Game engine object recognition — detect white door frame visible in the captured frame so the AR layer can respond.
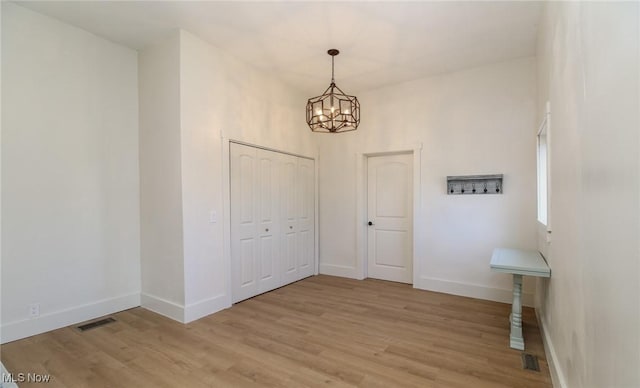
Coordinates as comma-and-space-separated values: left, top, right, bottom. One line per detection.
356, 143, 422, 284
222, 137, 319, 304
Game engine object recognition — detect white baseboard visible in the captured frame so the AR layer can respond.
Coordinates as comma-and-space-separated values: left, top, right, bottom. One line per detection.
140, 292, 185, 323
0, 293, 140, 344
0, 291, 231, 344
536, 309, 567, 388
415, 276, 534, 307
184, 294, 230, 323
319, 263, 362, 279
141, 292, 231, 323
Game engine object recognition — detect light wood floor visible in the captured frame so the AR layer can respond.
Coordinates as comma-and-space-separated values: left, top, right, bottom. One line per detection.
1, 275, 551, 387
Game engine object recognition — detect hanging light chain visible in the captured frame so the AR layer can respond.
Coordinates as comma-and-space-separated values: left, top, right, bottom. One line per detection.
331, 55, 335, 84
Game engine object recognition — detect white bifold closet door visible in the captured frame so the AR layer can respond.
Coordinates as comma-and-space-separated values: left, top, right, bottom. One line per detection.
230, 143, 314, 303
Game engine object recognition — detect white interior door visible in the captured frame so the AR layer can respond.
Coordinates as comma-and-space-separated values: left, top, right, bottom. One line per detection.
280, 153, 299, 285
255, 149, 280, 293
231, 145, 282, 302
367, 153, 413, 284
297, 157, 315, 279
230, 143, 259, 302
231, 143, 315, 302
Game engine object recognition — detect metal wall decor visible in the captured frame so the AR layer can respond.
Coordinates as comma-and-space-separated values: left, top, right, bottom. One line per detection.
447, 174, 503, 195
306, 49, 360, 133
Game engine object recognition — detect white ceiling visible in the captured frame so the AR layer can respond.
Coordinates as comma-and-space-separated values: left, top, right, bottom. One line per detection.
14, 1, 542, 95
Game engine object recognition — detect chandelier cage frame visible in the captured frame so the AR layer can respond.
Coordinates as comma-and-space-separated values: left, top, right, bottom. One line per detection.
306, 49, 360, 133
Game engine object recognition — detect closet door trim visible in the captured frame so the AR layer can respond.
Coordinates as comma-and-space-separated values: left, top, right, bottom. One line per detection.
228, 139, 314, 161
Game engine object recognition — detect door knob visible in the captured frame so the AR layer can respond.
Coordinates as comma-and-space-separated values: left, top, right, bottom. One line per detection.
368, 221, 373, 226
290, 226, 293, 229
265, 228, 269, 232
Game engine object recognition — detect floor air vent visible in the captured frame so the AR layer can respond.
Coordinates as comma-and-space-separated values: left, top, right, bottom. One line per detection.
77, 317, 116, 332
521, 353, 540, 371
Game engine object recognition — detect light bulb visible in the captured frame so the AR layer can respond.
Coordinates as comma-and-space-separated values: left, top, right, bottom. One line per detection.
316, 109, 322, 116
344, 109, 350, 114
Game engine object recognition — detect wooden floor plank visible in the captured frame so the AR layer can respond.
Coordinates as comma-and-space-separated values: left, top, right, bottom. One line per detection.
1, 275, 551, 387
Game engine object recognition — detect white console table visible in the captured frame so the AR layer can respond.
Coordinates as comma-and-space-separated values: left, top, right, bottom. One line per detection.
490, 248, 551, 350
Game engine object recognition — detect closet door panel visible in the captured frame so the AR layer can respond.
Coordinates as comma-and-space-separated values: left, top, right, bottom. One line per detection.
284, 231, 297, 272
298, 229, 313, 274
282, 157, 298, 222
240, 239, 256, 286
281, 154, 299, 284
256, 149, 280, 293
230, 144, 258, 303
297, 158, 315, 279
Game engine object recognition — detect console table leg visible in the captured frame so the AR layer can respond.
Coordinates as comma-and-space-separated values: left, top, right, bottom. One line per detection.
510, 274, 524, 350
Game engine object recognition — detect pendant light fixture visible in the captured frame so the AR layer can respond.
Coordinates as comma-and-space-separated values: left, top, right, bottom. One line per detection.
306, 49, 360, 133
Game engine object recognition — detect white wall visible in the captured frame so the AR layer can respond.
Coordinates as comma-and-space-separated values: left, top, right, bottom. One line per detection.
180, 30, 315, 156
139, 30, 315, 322
535, 2, 640, 387
138, 31, 186, 320
1, 3, 140, 343
179, 29, 316, 319
318, 57, 538, 305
